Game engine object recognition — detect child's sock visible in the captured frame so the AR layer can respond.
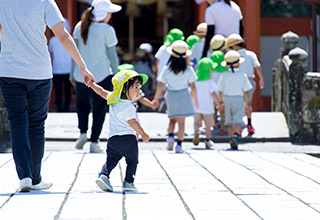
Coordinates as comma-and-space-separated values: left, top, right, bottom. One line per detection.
247, 118, 252, 126
168, 133, 174, 138
177, 139, 182, 146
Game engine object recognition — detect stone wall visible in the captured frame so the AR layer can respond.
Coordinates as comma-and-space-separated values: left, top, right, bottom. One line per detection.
272, 31, 320, 144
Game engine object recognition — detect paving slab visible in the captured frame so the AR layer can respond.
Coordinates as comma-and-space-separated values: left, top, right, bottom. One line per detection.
1, 144, 320, 220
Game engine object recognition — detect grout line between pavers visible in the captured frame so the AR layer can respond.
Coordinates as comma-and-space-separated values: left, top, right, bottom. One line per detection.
186, 151, 263, 220
218, 151, 320, 215
152, 151, 195, 220
119, 163, 127, 220
251, 151, 320, 187
54, 152, 86, 220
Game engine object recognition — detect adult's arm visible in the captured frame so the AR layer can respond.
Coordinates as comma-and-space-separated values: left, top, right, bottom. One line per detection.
201, 24, 215, 58
107, 45, 119, 75
239, 19, 244, 37
51, 22, 95, 85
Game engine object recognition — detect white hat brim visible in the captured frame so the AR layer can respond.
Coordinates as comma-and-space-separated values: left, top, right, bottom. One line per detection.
166, 46, 192, 58
221, 57, 245, 67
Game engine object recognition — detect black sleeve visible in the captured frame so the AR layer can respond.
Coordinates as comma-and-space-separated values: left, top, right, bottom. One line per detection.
239, 19, 244, 37
202, 24, 215, 58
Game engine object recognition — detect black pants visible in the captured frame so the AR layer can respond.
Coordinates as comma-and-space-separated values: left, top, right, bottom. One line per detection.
101, 135, 139, 183
53, 74, 72, 112
76, 76, 112, 142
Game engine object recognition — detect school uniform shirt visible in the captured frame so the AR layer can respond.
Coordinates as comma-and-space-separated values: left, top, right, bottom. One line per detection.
72, 22, 118, 83
237, 48, 261, 79
155, 45, 171, 79
107, 94, 136, 138
0, 0, 64, 80
190, 39, 211, 71
195, 79, 217, 114
217, 69, 252, 96
205, 1, 242, 36
49, 36, 72, 74
157, 65, 197, 91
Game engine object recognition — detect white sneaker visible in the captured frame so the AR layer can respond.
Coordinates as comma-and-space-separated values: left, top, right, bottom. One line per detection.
75, 133, 87, 150
205, 139, 214, 149
31, 181, 52, 190
122, 180, 137, 192
90, 142, 103, 153
96, 174, 113, 192
19, 177, 32, 192
31, 181, 53, 190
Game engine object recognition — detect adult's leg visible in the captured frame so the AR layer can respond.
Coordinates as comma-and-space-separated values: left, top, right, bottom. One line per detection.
76, 82, 91, 134
90, 78, 108, 142
0, 78, 32, 180
53, 75, 63, 112
27, 79, 52, 185
63, 74, 72, 112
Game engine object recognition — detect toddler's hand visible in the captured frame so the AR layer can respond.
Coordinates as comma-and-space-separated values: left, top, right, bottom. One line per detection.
141, 133, 150, 142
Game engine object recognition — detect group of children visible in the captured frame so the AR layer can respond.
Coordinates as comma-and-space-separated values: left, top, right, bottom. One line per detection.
86, 22, 263, 192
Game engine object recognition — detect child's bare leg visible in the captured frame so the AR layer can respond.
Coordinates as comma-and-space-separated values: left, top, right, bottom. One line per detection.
176, 117, 185, 141
228, 125, 235, 137
167, 118, 176, 134
234, 124, 242, 135
205, 127, 211, 139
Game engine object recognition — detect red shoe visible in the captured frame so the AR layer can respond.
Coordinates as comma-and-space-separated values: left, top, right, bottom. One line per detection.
219, 129, 227, 135
246, 125, 255, 135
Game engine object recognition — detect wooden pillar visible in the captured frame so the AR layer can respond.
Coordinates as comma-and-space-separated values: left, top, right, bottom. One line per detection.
67, 0, 78, 32
240, 0, 262, 111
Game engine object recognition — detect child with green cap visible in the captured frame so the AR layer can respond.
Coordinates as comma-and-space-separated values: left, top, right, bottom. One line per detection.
186, 35, 200, 49
190, 23, 209, 71
88, 70, 150, 192
193, 58, 220, 149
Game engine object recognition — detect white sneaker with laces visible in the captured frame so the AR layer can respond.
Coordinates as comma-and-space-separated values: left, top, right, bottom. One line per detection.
90, 142, 103, 153
122, 180, 137, 191
205, 140, 214, 149
31, 181, 53, 190
19, 177, 32, 192
96, 174, 113, 192
75, 133, 87, 150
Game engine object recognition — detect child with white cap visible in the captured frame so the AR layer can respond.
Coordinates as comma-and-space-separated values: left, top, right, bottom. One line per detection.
190, 23, 208, 70
71, 0, 121, 153
193, 58, 220, 149
88, 70, 150, 192
224, 34, 264, 135
153, 40, 198, 153
217, 50, 252, 150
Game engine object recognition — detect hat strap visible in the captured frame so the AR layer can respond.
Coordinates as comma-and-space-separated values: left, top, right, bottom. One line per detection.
215, 41, 225, 51
227, 60, 240, 73
172, 49, 186, 57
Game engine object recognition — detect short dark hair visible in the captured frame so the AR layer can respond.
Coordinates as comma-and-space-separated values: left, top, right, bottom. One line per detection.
121, 76, 143, 99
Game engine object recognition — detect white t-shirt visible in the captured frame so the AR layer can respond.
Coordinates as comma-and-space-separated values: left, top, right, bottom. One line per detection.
237, 49, 261, 79
72, 22, 118, 83
157, 65, 197, 91
190, 39, 211, 71
49, 36, 72, 74
205, 1, 243, 36
155, 45, 171, 78
217, 69, 252, 96
107, 95, 136, 138
195, 80, 217, 114
0, 0, 64, 80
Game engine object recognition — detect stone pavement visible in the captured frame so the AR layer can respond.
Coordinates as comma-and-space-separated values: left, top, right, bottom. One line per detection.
1, 142, 320, 220
45, 112, 290, 142
1, 112, 320, 219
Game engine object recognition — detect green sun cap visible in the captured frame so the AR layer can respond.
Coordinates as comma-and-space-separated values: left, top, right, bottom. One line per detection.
168, 28, 185, 42
163, 34, 174, 46
196, 58, 216, 81
117, 64, 135, 72
210, 51, 228, 73
186, 35, 200, 49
